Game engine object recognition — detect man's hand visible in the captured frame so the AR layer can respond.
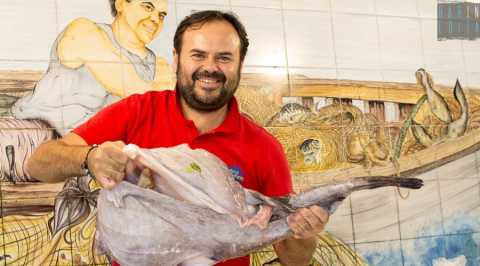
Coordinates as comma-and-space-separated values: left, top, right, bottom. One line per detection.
87, 141, 128, 189
287, 206, 329, 239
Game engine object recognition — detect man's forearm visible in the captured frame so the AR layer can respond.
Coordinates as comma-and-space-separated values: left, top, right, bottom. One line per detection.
27, 140, 90, 183
274, 236, 317, 266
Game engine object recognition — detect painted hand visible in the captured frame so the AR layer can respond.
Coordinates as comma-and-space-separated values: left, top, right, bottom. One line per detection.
87, 141, 128, 189
286, 206, 329, 239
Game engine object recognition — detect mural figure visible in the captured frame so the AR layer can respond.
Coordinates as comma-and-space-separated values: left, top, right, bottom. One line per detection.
10, 0, 174, 135
0, 0, 174, 183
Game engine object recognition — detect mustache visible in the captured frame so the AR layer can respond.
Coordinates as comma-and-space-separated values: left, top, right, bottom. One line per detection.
192, 70, 226, 83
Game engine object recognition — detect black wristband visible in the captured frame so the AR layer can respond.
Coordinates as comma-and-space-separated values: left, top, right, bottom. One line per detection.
82, 144, 98, 179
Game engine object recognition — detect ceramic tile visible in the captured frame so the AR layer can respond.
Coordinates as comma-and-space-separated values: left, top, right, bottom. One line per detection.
416, 0, 438, 19
381, 70, 418, 83
288, 68, 337, 80
467, 72, 480, 89
415, 168, 439, 182
176, 3, 231, 23
376, 0, 419, 18
462, 42, 480, 74
439, 178, 480, 233
378, 16, 423, 71
399, 180, 444, 239
1, 194, 61, 265
325, 197, 354, 244
421, 18, 466, 72
402, 236, 448, 266
282, 0, 330, 11
336, 69, 383, 82
230, 0, 281, 9
0, 60, 48, 71
149, 2, 178, 64
333, 13, 381, 70
427, 71, 468, 88
176, 0, 229, 5
355, 240, 403, 266
351, 187, 400, 243
241, 66, 288, 78
231, 7, 286, 67
445, 233, 480, 265
331, 0, 376, 15
284, 11, 336, 68
0, 0, 57, 62
57, 0, 111, 30
437, 152, 479, 180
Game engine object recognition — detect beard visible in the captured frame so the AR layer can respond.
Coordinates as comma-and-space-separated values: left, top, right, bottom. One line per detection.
176, 61, 241, 112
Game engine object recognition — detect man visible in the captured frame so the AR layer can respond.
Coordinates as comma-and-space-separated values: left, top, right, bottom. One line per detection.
27, 10, 329, 266
11, 0, 174, 135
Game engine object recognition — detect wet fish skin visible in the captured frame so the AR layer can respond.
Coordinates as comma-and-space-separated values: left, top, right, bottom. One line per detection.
96, 145, 423, 266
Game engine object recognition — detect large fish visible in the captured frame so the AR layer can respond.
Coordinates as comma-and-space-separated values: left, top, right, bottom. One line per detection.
95, 144, 423, 266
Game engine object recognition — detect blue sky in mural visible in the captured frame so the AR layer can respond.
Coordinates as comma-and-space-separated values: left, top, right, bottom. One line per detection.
358, 215, 480, 266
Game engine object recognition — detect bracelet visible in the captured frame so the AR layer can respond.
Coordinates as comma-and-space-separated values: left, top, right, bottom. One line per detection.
82, 144, 98, 179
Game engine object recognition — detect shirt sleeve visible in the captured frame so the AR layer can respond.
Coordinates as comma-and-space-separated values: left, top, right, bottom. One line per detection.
72, 96, 135, 145
258, 134, 293, 197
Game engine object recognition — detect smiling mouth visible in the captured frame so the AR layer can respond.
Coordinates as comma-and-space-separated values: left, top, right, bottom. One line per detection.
197, 78, 223, 90
142, 23, 157, 34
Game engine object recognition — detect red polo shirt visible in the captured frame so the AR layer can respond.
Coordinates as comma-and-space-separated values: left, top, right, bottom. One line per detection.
74, 90, 292, 266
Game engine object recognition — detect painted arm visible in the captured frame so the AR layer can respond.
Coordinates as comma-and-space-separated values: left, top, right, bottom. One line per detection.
57, 18, 168, 97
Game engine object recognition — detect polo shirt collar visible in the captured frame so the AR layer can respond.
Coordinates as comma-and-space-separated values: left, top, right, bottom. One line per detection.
171, 89, 241, 134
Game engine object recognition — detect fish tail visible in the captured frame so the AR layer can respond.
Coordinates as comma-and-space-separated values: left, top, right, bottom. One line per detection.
353, 176, 423, 191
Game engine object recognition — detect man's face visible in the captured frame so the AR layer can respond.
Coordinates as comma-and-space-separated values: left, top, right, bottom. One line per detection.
174, 20, 243, 112
117, 0, 168, 44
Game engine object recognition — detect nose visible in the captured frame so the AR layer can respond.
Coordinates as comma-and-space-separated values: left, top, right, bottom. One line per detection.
150, 12, 160, 23
203, 56, 220, 72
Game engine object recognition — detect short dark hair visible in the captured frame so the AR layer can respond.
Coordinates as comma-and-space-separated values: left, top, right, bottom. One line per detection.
108, 0, 131, 17
174, 10, 249, 61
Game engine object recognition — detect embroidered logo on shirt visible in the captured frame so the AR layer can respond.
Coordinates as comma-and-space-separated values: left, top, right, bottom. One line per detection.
228, 165, 244, 183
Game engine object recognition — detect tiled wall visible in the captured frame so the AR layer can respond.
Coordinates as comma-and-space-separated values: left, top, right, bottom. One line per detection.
1, 0, 479, 89
1, 0, 480, 266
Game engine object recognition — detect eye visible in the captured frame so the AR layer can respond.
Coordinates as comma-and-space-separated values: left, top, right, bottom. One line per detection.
217, 56, 232, 63
191, 53, 206, 60
142, 3, 154, 12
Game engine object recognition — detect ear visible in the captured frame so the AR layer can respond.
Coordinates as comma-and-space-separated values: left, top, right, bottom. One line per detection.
172, 48, 179, 73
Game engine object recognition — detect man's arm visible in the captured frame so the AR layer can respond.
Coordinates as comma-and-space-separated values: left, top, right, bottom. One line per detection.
27, 132, 128, 188
274, 206, 329, 266
259, 136, 329, 265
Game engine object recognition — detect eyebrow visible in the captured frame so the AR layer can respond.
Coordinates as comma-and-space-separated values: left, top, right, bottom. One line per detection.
189, 50, 234, 57
190, 49, 207, 54
217, 52, 233, 57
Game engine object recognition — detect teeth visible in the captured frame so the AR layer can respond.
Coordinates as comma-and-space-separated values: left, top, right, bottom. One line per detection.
199, 78, 218, 84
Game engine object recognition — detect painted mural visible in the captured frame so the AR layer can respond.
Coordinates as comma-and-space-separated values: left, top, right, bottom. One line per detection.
1, 0, 479, 265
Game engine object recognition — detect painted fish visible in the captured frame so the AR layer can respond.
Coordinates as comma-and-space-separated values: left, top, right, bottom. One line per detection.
95, 144, 423, 266
266, 103, 312, 126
